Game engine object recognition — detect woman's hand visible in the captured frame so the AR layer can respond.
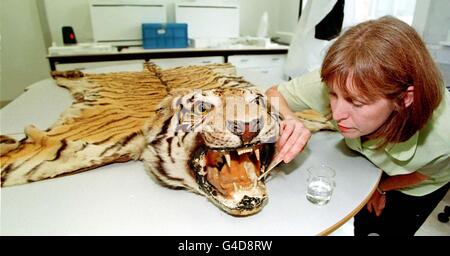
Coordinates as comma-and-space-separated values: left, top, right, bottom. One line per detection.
365, 171, 427, 217
264, 86, 312, 163
366, 190, 386, 217
275, 115, 311, 163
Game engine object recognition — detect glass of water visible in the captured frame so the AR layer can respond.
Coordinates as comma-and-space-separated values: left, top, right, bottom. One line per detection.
306, 165, 336, 205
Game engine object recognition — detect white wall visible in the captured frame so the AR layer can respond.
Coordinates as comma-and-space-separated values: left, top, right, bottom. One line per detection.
274, 0, 301, 43
238, 0, 279, 37
421, 0, 450, 44
427, 0, 450, 88
44, 0, 93, 45
44, 0, 284, 45
1, 0, 50, 103
411, 0, 431, 37
276, 0, 300, 33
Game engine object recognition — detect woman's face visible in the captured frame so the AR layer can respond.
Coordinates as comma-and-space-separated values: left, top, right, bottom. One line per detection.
328, 84, 395, 139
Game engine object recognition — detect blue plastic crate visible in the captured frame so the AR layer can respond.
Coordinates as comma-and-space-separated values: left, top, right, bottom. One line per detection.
142, 23, 188, 49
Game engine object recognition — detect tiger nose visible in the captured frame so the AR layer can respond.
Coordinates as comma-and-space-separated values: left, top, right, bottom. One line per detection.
226, 118, 264, 144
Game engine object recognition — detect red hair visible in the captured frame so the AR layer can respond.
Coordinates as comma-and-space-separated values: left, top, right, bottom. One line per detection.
321, 16, 443, 147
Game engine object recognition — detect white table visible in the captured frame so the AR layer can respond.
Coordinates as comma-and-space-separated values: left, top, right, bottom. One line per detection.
0, 64, 382, 236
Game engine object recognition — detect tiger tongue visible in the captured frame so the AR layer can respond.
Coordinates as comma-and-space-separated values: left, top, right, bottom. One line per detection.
205, 154, 256, 198
219, 154, 253, 183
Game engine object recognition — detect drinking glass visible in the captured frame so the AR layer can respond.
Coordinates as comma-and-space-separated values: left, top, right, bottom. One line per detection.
306, 165, 336, 205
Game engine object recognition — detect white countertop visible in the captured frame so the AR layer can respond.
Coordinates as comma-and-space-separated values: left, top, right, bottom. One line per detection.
47, 43, 289, 57
0, 64, 381, 236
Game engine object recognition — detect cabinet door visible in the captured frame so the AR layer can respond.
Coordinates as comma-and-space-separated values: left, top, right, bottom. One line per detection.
228, 54, 286, 69
55, 57, 225, 72
229, 54, 287, 85
151, 56, 225, 68
237, 68, 287, 92
55, 60, 146, 72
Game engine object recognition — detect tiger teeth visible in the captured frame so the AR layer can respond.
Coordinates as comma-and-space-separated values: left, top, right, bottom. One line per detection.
201, 167, 210, 176
236, 147, 253, 155
224, 153, 232, 167
254, 148, 260, 162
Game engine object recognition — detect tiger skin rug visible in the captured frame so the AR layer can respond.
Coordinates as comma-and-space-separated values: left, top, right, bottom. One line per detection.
0, 62, 334, 216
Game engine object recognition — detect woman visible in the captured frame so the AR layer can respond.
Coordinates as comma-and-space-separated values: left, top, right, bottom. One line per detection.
266, 16, 450, 236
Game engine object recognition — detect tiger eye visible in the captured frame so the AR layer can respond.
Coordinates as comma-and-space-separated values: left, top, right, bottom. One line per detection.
251, 96, 265, 107
195, 101, 212, 114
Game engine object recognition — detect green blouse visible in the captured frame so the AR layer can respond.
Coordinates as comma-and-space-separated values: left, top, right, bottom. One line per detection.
278, 70, 450, 196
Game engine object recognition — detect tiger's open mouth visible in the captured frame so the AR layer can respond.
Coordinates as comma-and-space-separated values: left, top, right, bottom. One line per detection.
190, 143, 275, 215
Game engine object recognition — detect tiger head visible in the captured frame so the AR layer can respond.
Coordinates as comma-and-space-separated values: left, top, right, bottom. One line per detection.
142, 87, 280, 216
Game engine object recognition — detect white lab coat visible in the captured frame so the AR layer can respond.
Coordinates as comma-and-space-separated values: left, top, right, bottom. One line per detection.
283, 0, 338, 78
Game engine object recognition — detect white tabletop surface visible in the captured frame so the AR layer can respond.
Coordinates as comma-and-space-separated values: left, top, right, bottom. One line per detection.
48, 43, 289, 57
0, 64, 381, 236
